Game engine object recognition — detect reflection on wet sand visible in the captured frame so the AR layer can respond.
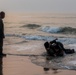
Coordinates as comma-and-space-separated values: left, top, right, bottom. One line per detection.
0, 55, 76, 75
43, 56, 58, 74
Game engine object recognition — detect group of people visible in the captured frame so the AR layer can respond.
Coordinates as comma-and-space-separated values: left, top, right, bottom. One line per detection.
0, 11, 5, 56
44, 38, 75, 57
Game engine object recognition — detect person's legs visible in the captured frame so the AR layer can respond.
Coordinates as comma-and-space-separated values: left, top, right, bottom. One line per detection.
0, 38, 3, 55
64, 49, 75, 54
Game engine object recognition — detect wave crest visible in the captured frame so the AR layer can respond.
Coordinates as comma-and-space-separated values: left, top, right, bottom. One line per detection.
40, 26, 76, 34
6, 34, 76, 44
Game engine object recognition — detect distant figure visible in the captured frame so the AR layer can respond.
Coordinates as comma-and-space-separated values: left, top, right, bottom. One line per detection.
0, 11, 5, 55
44, 38, 75, 57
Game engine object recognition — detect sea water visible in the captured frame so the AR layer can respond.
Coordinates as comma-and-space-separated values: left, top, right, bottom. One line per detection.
4, 12, 76, 69
5, 13, 76, 50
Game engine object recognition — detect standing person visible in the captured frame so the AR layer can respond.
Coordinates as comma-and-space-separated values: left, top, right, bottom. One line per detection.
0, 11, 5, 56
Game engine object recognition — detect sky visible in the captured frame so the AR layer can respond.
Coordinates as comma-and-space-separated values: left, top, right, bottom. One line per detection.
0, 0, 76, 13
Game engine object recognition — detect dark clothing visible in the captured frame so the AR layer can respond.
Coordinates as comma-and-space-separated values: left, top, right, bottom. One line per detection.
50, 41, 64, 56
64, 49, 75, 54
0, 19, 5, 38
44, 39, 75, 57
48, 45, 56, 56
0, 18, 5, 54
44, 42, 56, 56
0, 38, 3, 54
50, 40, 75, 55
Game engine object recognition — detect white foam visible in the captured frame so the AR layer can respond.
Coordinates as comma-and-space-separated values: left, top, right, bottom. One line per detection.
23, 35, 55, 41
69, 61, 76, 65
68, 44, 76, 51
8, 42, 43, 52
6, 34, 76, 44
24, 35, 43, 40
40, 26, 61, 33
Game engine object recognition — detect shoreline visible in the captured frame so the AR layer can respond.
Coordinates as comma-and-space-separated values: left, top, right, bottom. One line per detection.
1, 55, 76, 75
3, 12, 76, 75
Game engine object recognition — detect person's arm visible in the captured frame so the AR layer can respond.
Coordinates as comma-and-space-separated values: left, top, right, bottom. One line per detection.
50, 38, 58, 44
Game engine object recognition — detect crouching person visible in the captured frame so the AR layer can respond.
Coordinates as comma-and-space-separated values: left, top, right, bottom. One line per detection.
44, 39, 75, 57
50, 39, 75, 55
44, 41, 64, 57
44, 41, 56, 57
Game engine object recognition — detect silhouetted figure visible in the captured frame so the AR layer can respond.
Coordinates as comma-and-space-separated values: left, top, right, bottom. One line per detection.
44, 41, 56, 57
50, 39, 64, 56
0, 11, 5, 56
44, 38, 75, 57
50, 39, 75, 55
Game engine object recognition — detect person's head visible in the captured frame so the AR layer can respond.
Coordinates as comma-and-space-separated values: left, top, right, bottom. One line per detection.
0, 11, 5, 19
44, 41, 49, 49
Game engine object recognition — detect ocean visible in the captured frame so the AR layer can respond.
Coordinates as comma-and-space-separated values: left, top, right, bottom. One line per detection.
4, 12, 76, 69
5, 13, 76, 44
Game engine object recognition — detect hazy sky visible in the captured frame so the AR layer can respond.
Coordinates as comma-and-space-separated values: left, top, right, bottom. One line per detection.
0, 0, 76, 13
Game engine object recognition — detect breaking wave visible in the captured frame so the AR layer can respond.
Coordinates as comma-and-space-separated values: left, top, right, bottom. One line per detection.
40, 26, 76, 34
6, 34, 76, 44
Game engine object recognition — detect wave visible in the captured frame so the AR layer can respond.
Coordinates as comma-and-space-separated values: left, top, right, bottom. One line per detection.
40, 26, 76, 34
6, 34, 76, 44
21, 24, 41, 29
6, 34, 55, 41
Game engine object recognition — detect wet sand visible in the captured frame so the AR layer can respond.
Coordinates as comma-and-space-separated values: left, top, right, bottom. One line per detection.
0, 55, 75, 75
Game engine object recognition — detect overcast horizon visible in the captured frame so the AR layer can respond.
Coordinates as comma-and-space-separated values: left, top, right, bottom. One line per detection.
0, 0, 76, 13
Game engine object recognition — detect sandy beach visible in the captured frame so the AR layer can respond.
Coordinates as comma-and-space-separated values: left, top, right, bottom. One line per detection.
0, 55, 75, 75
2, 13, 76, 75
